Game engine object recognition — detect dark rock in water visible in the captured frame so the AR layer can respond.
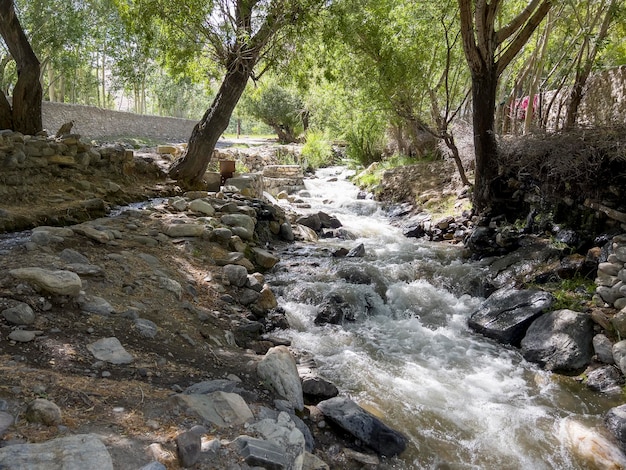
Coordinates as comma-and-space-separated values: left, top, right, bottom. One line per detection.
317, 396, 407, 457
318, 211, 342, 229
468, 288, 554, 346
605, 404, 626, 451
296, 213, 322, 232
346, 243, 365, 258
302, 376, 339, 400
521, 309, 594, 372
314, 294, 354, 325
554, 227, 579, 247
332, 247, 349, 257
586, 365, 624, 393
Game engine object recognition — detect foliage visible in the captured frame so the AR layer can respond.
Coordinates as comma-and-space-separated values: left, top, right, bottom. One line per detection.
541, 276, 596, 311
344, 117, 387, 167
243, 82, 305, 143
301, 131, 333, 170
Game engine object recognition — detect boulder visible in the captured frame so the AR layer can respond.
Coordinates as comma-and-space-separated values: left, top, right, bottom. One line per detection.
223, 264, 249, 287
0, 434, 113, 470
25, 398, 62, 426
296, 214, 322, 232
163, 223, 205, 237
586, 365, 624, 393
252, 247, 279, 270
613, 340, 626, 375
221, 214, 256, 238
316, 396, 407, 457
468, 288, 554, 346
10, 267, 82, 296
520, 309, 594, 372
2, 301, 35, 325
188, 199, 215, 216
257, 346, 304, 411
87, 337, 134, 364
607, 405, 626, 451
593, 334, 615, 364
171, 391, 253, 427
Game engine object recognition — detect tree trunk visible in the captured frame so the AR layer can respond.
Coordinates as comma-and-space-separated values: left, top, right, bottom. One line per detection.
471, 67, 499, 212
169, 61, 253, 187
0, 91, 12, 129
0, 0, 42, 135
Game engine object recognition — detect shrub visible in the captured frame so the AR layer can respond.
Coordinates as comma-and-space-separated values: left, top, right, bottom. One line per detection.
301, 131, 333, 170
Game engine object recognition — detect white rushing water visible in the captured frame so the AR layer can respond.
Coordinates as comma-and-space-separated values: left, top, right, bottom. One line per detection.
268, 167, 624, 469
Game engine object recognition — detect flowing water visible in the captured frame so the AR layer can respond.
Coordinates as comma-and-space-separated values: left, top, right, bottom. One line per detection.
268, 167, 624, 469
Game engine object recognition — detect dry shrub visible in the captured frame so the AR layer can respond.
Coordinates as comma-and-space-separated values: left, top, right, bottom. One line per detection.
498, 125, 626, 203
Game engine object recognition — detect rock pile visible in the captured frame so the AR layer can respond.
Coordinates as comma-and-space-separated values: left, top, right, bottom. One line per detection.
595, 234, 626, 310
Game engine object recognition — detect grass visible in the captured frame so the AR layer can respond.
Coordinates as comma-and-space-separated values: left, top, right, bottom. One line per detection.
539, 276, 596, 311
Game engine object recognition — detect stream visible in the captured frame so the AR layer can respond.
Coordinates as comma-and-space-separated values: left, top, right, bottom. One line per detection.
268, 167, 623, 469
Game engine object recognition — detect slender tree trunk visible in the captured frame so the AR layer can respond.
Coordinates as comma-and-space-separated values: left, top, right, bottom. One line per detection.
0, 0, 42, 134
169, 61, 253, 187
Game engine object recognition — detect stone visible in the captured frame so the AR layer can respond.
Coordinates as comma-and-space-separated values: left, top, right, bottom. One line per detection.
59, 248, 90, 264
252, 247, 279, 269
223, 264, 249, 287
560, 419, 626, 470
586, 365, 624, 393
280, 222, 295, 242
72, 224, 113, 243
317, 396, 407, 457
138, 463, 166, 470
614, 340, 626, 376
169, 197, 188, 211
521, 309, 594, 372
249, 411, 306, 469
235, 437, 288, 470
10, 268, 82, 296
160, 277, 182, 300
303, 452, 329, 470
188, 199, 216, 216
176, 430, 201, 467
468, 288, 554, 346
257, 346, 304, 411
25, 398, 62, 426
87, 337, 134, 364
0, 434, 113, 470
221, 213, 256, 236
301, 376, 339, 400
2, 302, 35, 325
171, 391, 253, 427
599, 262, 622, 277
297, 213, 322, 232
163, 223, 205, 237
346, 243, 366, 258
0, 412, 13, 436
78, 295, 114, 315
9, 330, 37, 342
318, 211, 342, 229
593, 334, 615, 364
184, 379, 238, 395
255, 286, 278, 311
212, 227, 233, 243
135, 318, 158, 338
606, 405, 626, 451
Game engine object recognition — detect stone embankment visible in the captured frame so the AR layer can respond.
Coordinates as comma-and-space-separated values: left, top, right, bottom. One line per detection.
0, 134, 406, 468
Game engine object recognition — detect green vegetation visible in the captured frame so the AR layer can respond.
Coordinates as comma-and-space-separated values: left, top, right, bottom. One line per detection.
540, 277, 596, 312
301, 131, 334, 170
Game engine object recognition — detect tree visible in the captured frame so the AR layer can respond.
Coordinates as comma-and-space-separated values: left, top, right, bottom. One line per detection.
244, 82, 304, 143
0, 0, 42, 134
458, 0, 551, 212
120, 0, 321, 188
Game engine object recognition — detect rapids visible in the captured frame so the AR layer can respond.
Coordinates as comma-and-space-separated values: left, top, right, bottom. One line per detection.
268, 167, 625, 469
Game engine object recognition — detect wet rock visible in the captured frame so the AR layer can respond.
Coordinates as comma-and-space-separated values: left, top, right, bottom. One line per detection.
606, 405, 626, 451
318, 211, 342, 229
560, 419, 626, 469
2, 302, 35, 325
10, 267, 82, 296
87, 337, 134, 364
301, 376, 339, 400
586, 365, 624, 393
297, 213, 322, 232
346, 243, 365, 258
255, 286, 278, 312
316, 396, 407, 457
25, 398, 62, 426
468, 288, 554, 346
257, 346, 304, 411
613, 341, 626, 376
0, 434, 113, 470
171, 391, 253, 427
280, 222, 295, 241
521, 309, 594, 372
176, 430, 201, 467
314, 294, 353, 325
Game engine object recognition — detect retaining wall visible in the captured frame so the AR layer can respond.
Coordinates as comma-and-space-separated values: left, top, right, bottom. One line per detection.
42, 101, 197, 141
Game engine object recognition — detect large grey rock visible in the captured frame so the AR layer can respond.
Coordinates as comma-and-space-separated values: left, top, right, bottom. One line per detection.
248, 411, 306, 469
613, 340, 626, 375
593, 334, 615, 364
2, 301, 35, 325
0, 434, 113, 470
252, 247, 279, 269
296, 214, 322, 232
223, 264, 249, 287
188, 199, 215, 216
171, 391, 253, 427
221, 214, 256, 237
87, 337, 134, 364
606, 405, 626, 451
317, 396, 407, 457
59, 248, 90, 264
9, 330, 37, 342
521, 309, 594, 372
468, 288, 554, 346
257, 346, 304, 411
78, 295, 114, 315
586, 365, 624, 393
135, 318, 158, 338
10, 267, 82, 296
163, 223, 205, 237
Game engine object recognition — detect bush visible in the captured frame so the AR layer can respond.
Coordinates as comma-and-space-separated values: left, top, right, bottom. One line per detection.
301, 131, 333, 170
345, 122, 386, 166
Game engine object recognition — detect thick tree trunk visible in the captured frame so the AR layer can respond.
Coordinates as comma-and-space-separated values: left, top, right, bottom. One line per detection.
471, 67, 499, 213
169, 61, 253, 187
0, 91, 12, 129
0, 0, 42, 135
